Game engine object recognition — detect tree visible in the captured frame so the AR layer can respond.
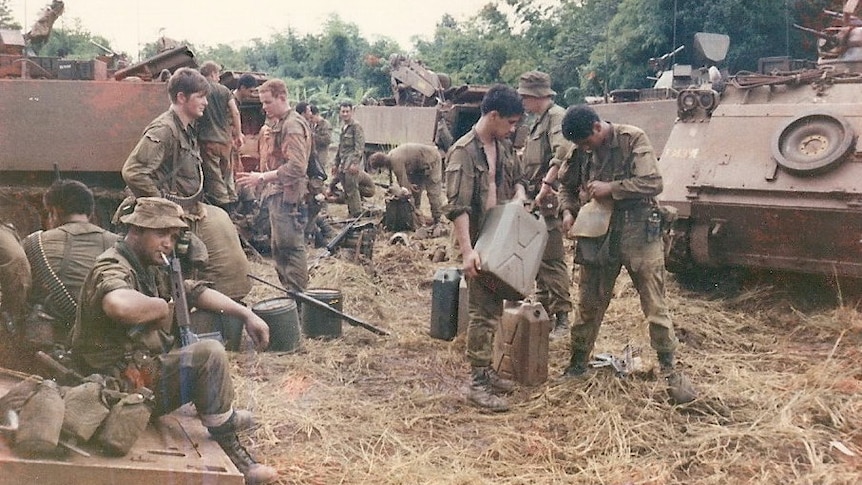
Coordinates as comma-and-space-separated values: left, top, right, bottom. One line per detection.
0, 0, 21, 30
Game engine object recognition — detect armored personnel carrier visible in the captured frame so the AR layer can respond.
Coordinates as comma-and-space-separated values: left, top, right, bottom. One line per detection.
660, 1, 862, 279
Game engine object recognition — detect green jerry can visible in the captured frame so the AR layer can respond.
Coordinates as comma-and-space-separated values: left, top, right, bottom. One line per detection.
473, 202, 548, 301
493, 300, 552, 386
430, 268, 461, 340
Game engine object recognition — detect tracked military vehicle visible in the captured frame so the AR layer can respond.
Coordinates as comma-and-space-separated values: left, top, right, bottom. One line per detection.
660, 2, 862, 279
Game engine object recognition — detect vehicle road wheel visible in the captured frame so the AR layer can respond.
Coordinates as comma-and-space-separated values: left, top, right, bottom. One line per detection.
771, 111, 855, 175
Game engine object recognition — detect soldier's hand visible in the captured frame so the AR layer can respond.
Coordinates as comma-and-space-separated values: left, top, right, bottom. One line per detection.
561, 210, 575, 236
243, 312, 271, 351
236, 172, 264, 189
462, 249, 482, 279
154, 300, 175, 332
587, 180, 612, 200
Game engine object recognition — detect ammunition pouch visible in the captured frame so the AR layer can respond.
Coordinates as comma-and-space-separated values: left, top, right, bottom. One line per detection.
574, 234, 611, 266
62, 376, 111, 442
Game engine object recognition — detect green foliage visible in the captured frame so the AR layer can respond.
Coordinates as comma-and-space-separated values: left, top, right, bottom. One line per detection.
0, 0, 20, 30
39, 20, 117, 59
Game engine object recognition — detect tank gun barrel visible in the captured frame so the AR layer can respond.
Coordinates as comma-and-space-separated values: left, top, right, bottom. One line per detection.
89, 39, 117, 56
792, 23, 838, 40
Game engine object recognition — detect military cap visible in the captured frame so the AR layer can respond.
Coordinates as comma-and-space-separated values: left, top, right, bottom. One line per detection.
120, 197, 188, 229
517, 70, 556, 98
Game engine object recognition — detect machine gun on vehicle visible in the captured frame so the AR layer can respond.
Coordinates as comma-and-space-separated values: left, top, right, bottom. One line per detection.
247, 274, 390, 336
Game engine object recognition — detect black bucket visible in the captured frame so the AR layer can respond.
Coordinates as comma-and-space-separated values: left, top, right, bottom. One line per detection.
301, 288, 343, 339
252, 297, 301, 352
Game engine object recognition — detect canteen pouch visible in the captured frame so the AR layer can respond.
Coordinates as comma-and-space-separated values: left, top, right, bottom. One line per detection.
95, 391, 152, 456
15, 379, 65, 457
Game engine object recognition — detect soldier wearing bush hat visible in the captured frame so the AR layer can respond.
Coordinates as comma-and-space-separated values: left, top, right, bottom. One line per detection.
72, 196, 278, 484
517, 70, 574, 340
120, 197, 189, 229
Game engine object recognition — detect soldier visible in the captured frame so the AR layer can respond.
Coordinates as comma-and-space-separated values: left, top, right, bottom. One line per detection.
122, 67, 252, 302
236, 79, 312, 292
69, 197, 277, 484
332, 101, 367, 217
296, 102, 335, 246
516, 70, 573, 339
557, 105, 696, 404
368, 142, 445, 226
0, 221, 31, 370
444, 85, 527, 412
198, 61, 243, 211
22, 180, 119, 351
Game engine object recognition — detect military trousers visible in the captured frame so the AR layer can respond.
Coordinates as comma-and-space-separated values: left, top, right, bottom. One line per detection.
571, 208, 677, 356
267, 194, 308, 293
153, 339, 235, 423
189, 204, 251, 300
465, 277, 504, 368
201, 140, 237, 206
536, 215, 572, 317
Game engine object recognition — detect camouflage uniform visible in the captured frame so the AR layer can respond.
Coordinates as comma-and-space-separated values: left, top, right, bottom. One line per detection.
23, 221, 119, 346
557, 123, 677, 360
259, 110, 312, 292
122, 109, 251, 300
521, 103, 573, 321
444, 129, 524, 368
198, 80, 238, 206
334, 119, 366, 217
71, 240, 234, 420
386, 143, 444, 223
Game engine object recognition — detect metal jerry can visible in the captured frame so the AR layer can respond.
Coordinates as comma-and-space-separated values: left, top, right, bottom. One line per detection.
493, 301, 551, 386
430, 268, 461, 340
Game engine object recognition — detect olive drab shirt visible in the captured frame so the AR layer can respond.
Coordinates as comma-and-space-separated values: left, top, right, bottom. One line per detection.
387, 143, 442, 191
557, 123, 663, 216
122, 110, 205, 209
335, 119, 365, 171
24, 222, 120, 325
313, 118, 333, 161
521, 103, 571, 197
444, 129, 524, 243
259, 110, 312, 204
198, 81, 234, 144
71, 242, 209, 372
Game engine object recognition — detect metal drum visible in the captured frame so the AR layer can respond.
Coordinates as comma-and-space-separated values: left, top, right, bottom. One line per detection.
300, 289, 343, 340
252, 297, 301, 352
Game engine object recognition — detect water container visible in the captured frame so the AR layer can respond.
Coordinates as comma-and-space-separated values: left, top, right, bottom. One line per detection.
301, 288, 343, 339
492, 301, 551, 386
474, 202, 548, 301
252, 297, 301, 352
430, 268, 461, 340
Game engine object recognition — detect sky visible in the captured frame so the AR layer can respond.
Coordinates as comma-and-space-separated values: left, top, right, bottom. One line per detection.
7, 0, 505, 60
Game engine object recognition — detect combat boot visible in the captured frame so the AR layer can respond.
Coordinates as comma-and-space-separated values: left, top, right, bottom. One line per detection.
658, 351, 697, 404
549, 312, 570, 340
466, 367, 510, 412
561, 350, 594, 380
210, 431, 278, 484
484, 366, 515, 393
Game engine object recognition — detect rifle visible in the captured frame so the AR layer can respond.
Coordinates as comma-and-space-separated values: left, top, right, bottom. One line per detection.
247, 274, 391, 336
161, 252, 200, 347
307, 209, 370, 270
36, 350, 84, 385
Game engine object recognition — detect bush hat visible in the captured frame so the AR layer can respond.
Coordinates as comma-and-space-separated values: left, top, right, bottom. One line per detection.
120, 197, 188, 229
517, 70, 556, 98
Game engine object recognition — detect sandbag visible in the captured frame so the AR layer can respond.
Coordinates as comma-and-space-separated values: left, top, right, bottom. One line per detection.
62, 377, 110, 442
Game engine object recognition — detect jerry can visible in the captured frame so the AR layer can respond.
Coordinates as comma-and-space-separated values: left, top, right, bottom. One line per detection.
474, 202, 548, 301
430, 268, 461, 340
493, 301, 551, 386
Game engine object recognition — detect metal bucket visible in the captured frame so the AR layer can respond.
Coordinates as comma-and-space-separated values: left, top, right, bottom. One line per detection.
252, 297, 301, 352
300, 288, 343, 339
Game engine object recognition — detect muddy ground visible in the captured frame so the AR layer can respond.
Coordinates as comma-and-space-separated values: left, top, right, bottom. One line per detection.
231, 195, 862, 485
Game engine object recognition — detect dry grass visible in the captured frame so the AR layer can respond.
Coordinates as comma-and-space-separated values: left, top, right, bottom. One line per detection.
229, 195, 862, 484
